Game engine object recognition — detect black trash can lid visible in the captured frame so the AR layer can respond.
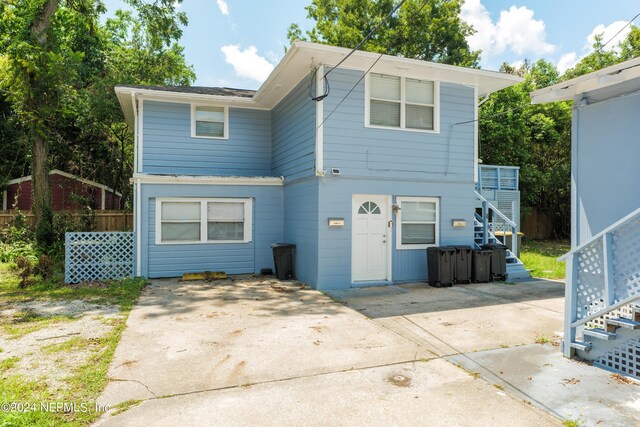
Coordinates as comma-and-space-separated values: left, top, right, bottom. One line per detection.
449, 245, 473, 250
427, 246, 456, 253
271, 243, 296, 249
474, 249, 493, 254
481, 243, 507, 249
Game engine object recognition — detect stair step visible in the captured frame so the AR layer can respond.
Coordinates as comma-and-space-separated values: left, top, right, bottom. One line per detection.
607, 318, 640, 330
570, 341, 592, 352
583, 328, 616, 341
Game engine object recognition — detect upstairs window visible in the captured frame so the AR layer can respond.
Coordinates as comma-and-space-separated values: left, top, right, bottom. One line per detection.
192, 105, 228, 139
367, 73, 438, 132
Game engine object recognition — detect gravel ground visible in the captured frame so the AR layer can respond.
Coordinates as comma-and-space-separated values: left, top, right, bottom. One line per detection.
0, 300, 124, 392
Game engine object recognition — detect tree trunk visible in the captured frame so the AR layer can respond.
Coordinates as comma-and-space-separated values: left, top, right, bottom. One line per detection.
31, 135, 50, 225
28, 0, 58, 243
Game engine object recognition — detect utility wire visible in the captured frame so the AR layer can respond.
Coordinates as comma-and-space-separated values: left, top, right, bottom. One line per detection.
316, 0, 430, 120
322, 0, 408, 80
316, 53, 384, 130
600, 11, 640, 51
312, 0, 410, 101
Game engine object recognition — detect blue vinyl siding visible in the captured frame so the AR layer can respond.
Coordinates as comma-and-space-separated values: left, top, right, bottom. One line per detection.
271, 78, 316, 179
283, 178, 319, 285
139, 183, 283, 278
142, 100, 271, 176
573, 90, 640, 245
322, 68, 475, 181
315, 177, 475, 290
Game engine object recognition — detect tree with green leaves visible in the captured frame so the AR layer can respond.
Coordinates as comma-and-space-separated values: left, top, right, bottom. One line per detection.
479, 60, 572, 238
0, 0, 193, 245
288, 0, 480, 67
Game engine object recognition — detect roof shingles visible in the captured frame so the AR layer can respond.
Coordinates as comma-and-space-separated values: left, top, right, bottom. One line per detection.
115, 84, 256, 98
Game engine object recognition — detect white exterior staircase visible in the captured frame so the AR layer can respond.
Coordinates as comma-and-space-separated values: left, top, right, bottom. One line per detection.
561, 207, 640, 380
474, 191, 530, 281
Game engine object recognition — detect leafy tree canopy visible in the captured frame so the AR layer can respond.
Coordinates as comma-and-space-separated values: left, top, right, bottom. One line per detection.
0, 0, 195, 225
288, 0, 480, 67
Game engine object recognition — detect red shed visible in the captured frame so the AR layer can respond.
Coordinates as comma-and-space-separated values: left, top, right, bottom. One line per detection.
2, 170, 122, 211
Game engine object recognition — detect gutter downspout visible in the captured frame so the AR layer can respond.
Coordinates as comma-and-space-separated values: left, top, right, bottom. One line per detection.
131, 93, 142, 277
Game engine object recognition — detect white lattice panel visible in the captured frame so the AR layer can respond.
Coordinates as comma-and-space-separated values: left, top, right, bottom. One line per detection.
575, 240, 606, 320
612, 217, 640, 303
65, 232, 134, 284
587, 304, 634, 329
594, 336, 640, 379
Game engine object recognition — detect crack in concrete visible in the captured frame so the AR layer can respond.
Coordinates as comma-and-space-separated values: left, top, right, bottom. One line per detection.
108, 377, 158, 398
107, 357, 429, 408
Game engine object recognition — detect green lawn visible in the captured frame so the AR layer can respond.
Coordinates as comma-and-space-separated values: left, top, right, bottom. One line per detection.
520, 239, 570, 280
0, 262, 146, 426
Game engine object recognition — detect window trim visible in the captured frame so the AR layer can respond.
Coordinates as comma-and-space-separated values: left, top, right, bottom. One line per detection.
365, 73, 440, 134
395, 196, 440, 250
155, 197, 252, 245
190, 104, 229, 140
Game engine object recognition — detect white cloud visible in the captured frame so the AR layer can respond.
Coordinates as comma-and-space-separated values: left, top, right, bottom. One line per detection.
461, 0, 555, 61
555, 20, 632, 74
556, 52, 579, 74
220, 45, 275, 83
216, 0, 229, 16
586, 21, 631, 51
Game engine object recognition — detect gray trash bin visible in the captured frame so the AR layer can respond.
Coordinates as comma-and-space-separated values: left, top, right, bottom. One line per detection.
450, 245, 472, 284
271, 243, 296, 280
481, 243, 507, 281
427, 247, 456, 287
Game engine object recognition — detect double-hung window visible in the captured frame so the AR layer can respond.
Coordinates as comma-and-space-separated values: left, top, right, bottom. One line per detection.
192, 105, 228, 139
157, 198, 252, 244
396, 197, 439, 250
367, 73, 438, 132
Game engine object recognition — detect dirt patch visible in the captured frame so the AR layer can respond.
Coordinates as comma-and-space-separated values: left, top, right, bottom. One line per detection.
388, 373, 412, 387
0, 299, 123, 392
611, 373, 637, 385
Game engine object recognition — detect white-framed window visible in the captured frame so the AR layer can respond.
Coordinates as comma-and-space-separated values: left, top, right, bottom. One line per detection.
366, 73, 439, 132
156, 198, 252, 244
396, 196, 439, 250
191, 105, 229, 139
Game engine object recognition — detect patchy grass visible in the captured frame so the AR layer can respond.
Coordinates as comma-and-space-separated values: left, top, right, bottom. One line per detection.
2, 311, 77, 338
563, 418, 584, 427
40, 336, 89, 354
111, 399, 143, 416
0, 262, 145, 310
0, 356, 21, 373
535, 335, 551, 344
0, 261, 146, 426
520, 240, 570, 279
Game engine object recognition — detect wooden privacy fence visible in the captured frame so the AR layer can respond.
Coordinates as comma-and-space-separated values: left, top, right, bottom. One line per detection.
65, 231, 135, 284
0, 210, 133, 231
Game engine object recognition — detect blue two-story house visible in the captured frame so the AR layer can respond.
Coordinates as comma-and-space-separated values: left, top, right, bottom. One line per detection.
115, 41, 521, 290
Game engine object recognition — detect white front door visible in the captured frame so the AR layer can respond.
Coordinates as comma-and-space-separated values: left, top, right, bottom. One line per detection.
352, 195, 390, 282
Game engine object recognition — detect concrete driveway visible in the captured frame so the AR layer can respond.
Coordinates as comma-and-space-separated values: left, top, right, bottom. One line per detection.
96, 276, 563, 426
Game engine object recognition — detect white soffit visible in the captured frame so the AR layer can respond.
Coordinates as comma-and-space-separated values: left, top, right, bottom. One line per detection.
116, 41, 523, 125
530, 57, 640, 104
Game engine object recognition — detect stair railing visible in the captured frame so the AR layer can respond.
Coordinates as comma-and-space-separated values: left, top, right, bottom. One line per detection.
559, 206, 640, 357
475, 191, 518, 256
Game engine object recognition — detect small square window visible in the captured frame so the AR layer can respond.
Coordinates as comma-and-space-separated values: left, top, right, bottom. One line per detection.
193, 106, 227, 139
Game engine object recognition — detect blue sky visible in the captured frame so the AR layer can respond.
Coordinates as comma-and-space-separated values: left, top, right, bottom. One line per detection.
104, 0, 640, 89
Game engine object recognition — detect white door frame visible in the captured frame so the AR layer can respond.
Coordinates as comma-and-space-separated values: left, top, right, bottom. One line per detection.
351, 194, 393, 283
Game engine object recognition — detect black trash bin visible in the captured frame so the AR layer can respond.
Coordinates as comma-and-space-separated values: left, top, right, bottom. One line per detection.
427, 247, 456, 287
472, 249, 492, 283
482, 243, 507, 281
450, 245, 472, 284
271, 243, 296, 280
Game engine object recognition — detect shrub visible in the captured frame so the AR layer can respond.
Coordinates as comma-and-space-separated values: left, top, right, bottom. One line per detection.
34, 254, 54, 279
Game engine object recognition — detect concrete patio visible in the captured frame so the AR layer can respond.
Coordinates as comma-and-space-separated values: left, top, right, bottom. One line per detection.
94, 276, 640, 426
